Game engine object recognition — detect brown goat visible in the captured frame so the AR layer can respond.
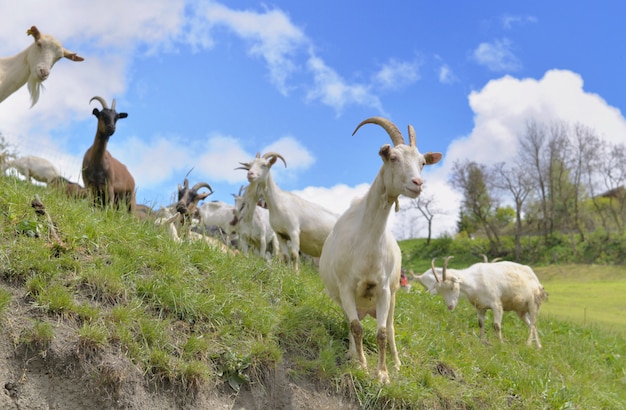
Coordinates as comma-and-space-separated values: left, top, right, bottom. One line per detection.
82, 96, 136, 212
49, 176, 88, 199
175, 178, 213, 225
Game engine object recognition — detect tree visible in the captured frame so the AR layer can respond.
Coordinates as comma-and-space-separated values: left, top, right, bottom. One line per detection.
398, 193, 447, 242
450, 160, 501, 250
0, 133, 17, 167
492, 162, 533, 260
518, 120, 550, 240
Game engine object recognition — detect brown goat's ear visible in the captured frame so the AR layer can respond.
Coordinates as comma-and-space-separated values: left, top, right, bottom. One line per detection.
118, 113, 128, 119
378, 144, 392, 161
92, 108, 100, 117
424, 152, 442, 165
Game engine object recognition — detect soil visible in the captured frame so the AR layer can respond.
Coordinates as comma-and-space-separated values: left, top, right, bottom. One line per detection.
0, 282, 359, 410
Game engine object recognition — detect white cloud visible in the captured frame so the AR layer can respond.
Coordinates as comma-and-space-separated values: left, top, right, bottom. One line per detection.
306, 55, 384, 115
501, 14, 538, 30
438, 64, 457, 84
293, 183, 370, 217
196, 135, 255, 184
472, 38, 521, 72
201, 2, 307, 94
373, 58, 421, 90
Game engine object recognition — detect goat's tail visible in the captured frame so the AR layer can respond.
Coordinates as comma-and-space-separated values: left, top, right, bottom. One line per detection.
535, 285, 549, 306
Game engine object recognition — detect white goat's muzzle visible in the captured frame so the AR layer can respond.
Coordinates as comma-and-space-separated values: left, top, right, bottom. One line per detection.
37, 66, 50, 81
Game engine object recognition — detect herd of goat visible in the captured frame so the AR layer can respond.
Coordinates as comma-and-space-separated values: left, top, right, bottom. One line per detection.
1, 26, 549, 384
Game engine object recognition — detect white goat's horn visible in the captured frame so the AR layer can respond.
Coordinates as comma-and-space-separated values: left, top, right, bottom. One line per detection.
431, 258, 440, 283
408, 124, 416, 148
442, 256, 454, 281
262, 152, 287, 168
352, 116, 405, 147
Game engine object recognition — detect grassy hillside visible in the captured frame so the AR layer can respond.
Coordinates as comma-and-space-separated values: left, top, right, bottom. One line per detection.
1, 176, 625, 409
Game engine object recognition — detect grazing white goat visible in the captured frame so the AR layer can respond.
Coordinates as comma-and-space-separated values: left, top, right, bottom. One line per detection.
429, 256, 548, 348
319, 117, 442, 383
155, 211, 232, 253
197, 201, 238, 243
236, 152, 338, 271
1, 155, 59, 183
231, 186, 278, 260
0, 26, 84, 106
82, 96, 135, 212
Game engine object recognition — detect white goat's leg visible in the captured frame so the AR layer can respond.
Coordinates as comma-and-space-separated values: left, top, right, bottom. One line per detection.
477, 309, 489, 344
374, 287, 392, 384
287, 235, 300, 271
340, 289, 366, 369
527, 311, 542, 348
259, 236, 267, 258
521, 312, 535, 346
386, 292, 401, 372
492, 306, 504, 343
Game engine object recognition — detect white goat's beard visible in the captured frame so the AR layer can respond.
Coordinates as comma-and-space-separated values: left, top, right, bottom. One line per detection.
27, 77, 44, 106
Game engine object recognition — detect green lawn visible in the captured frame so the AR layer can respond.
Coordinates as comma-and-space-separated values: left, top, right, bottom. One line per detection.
535, 265, 626, 337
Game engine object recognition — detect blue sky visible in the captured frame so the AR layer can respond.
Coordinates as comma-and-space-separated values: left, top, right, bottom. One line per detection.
1, 1, 625, 238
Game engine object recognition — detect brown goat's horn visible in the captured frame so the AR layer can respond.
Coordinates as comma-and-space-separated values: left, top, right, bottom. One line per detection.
352, 116, 405, 147
27, 26, 41, 41
191, 182, 213, 194
442, 256, 454, 281
431, 258, 440, 283
178, 178, 189, 192
111, 98, 116, 110
408, 124, 416, 148
262, 152, 287, 168
89, 96, 109, 110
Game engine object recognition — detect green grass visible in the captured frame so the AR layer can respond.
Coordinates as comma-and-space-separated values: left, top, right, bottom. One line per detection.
1, 176, 625, 409
534, 264, 626, 338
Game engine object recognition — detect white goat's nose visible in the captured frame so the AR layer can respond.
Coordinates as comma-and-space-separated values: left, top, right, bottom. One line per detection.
38, 66, 50, 79
412, 177, 423, 187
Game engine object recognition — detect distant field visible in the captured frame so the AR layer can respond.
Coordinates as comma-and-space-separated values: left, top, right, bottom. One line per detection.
534, 264, 626, 338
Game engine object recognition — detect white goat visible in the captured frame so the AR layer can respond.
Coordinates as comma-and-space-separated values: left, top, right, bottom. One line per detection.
1, 155, 59, 183
231, 187, 278, 260
236, 152, 338, 271
155, 211, 231, 253
429, 256, 548, 348
319, 117, 442, 384
0, 26, 84, 106
197, 201, 237, 244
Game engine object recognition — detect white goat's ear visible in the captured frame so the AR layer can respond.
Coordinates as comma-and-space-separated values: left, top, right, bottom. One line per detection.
424, 152, 443, 165
378, 144, 392, 160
